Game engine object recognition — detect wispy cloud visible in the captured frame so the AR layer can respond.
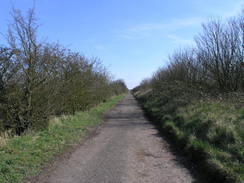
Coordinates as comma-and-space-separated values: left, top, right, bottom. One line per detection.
218, 1, 244, 18
203, 0, 244, 19
94, 44, 106, 51
118, 17, 203, 40
166, 35, 195, 46
118, 31, 151, 40
117, 0, 244, 42
129, 17, 203, 32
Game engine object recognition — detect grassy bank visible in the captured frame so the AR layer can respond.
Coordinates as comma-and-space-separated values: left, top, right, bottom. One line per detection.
133, 91, 243, 183
0, 94, 125, 183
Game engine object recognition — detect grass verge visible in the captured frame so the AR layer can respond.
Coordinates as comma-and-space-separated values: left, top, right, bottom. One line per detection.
0, 94, 125, 183
133, 91, 243, 183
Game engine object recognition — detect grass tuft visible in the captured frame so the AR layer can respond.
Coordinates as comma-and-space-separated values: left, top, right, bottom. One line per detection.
0, 94, 125, 183
134, 90, 244, 183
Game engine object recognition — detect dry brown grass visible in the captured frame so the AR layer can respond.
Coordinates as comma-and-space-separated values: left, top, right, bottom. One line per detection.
0, 131, 10, 147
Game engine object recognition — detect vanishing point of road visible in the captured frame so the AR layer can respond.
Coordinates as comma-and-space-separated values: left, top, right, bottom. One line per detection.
32, 94, 195, 183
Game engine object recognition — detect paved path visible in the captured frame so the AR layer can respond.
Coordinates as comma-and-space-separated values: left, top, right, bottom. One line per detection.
32, 94, 194, 183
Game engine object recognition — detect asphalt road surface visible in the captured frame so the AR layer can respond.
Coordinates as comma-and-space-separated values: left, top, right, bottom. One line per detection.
32, 94, 194, 183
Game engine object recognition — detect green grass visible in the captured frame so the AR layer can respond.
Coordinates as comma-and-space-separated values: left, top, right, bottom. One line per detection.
134, 90, 244, 183
177, 101, 244, 182
0, 94, 125, 183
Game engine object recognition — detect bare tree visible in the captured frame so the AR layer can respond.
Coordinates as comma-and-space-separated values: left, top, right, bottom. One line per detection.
0, 8, 128, 135
195, 16, 243, 91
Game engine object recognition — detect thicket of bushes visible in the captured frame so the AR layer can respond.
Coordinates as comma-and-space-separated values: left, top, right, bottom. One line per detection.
0, 95, 124, 183
0, 8, 128, 136
132, 11, 243, 183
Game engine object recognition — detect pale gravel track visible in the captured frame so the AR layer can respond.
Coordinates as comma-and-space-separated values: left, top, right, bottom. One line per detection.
30, 94, 195, 183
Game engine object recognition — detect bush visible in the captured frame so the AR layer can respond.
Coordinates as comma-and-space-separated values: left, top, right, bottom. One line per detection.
0, 8, 128, 136
132, 9, 244, 183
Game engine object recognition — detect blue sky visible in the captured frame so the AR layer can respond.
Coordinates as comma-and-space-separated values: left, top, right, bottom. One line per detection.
0, 0, 243, 89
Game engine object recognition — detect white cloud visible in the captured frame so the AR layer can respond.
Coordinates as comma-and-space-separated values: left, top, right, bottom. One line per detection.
204, 0, 243, 19
118, 0, 244, 41
129, 17, 203, 32
94, 44, 106, 51
220, 2, 244, 18
166, 35, 195, 46
118, 17, 203, 40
